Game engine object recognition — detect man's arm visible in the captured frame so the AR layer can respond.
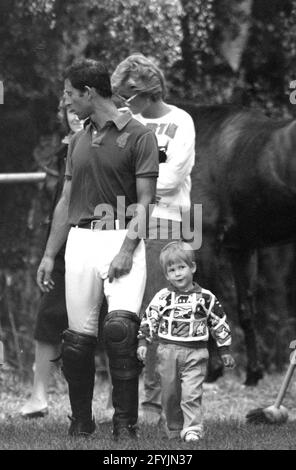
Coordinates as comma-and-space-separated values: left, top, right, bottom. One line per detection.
108, 176, 156, 282
36, 179, 72, 292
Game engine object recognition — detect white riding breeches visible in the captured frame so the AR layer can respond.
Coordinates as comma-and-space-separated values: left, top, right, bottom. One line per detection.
65, 227, 146, 336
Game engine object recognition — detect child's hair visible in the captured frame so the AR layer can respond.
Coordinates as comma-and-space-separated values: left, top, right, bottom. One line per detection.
159, 240, 196, 274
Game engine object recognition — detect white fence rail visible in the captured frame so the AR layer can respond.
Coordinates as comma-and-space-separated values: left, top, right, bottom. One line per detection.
0, 172, 46, 183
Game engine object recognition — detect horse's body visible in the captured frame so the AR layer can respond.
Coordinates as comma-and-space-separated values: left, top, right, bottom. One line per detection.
178, 103, 296, 385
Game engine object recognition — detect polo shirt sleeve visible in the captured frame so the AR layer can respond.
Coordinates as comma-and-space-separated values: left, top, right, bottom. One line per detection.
133, 130, 159, 178
64, 131, 81, 180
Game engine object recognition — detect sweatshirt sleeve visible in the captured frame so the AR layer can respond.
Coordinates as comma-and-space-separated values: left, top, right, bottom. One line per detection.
206, 294, 232, 354
156, 111, 195, 196
138, 291, 163, 346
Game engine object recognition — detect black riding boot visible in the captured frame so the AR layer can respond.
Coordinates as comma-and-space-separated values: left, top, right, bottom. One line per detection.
111, 376, 139, 439
61, 329, 97, 437
103, 310, 143, 440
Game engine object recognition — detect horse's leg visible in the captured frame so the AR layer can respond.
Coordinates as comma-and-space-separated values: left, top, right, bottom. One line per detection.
205, 335, 224, 383
257, 245, 295, 370
230, 248, 264, 386
195, 232, 224, 382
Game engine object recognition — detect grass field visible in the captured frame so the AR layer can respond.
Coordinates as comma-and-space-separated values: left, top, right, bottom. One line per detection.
0, 364, 296, 451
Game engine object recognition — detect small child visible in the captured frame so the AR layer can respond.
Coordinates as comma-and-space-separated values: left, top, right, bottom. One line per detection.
137, 240, 235, 442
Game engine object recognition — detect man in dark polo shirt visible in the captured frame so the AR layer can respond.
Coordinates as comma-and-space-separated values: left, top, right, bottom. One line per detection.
36, 59, 159, 439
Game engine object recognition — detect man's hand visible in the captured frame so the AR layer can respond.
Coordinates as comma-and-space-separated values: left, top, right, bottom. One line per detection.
221, 354, 235, 369
108, 250, 133, 283
137, 345, 147, 362
37, 255, 55, 292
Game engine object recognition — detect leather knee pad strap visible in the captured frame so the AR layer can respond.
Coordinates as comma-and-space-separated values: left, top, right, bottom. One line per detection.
103, 311, 142, 380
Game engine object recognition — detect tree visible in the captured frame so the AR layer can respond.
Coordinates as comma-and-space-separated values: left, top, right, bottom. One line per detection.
169, 0, 296, 115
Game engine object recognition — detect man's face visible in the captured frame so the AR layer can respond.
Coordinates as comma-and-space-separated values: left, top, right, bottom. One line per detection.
64, 79, 91, 120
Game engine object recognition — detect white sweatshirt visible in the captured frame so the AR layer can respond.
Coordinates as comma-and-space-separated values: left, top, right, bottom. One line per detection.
134, 105, 196, 222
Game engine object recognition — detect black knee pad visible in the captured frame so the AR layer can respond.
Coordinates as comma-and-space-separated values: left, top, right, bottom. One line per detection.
61, 329, 97, 381
103, 311, 142, 379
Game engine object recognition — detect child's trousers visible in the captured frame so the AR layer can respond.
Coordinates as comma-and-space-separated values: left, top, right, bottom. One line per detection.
157, 343, 209, 440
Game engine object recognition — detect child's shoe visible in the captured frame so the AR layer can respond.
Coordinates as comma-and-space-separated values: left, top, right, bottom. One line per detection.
184, 431, 202, 442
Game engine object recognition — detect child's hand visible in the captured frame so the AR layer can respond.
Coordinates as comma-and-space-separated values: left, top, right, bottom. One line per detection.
221, 354, 235, 369
137, 345, 147, 362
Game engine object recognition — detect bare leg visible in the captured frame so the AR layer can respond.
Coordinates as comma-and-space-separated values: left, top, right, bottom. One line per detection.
94, 351, 114, 423
20, 341, 60, 415
105, 353, 113, 410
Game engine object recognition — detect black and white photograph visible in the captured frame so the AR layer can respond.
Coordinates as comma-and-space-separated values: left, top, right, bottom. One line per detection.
0, 0, 296, 455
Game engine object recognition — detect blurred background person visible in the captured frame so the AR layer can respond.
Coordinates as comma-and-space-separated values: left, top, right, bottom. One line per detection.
20, 100, 83, 418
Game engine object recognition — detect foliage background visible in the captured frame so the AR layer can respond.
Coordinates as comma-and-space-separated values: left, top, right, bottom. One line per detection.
0, 0, 296, 375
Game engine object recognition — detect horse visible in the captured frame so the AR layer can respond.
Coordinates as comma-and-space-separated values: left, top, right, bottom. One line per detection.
177, 102, 296, 385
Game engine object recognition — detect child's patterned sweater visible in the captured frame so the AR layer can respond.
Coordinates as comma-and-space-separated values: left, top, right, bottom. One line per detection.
138, 283, 232, 353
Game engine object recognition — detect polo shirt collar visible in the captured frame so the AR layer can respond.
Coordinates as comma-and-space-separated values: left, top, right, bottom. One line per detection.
83, 110, 132, 132
112, 110, 133, 130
